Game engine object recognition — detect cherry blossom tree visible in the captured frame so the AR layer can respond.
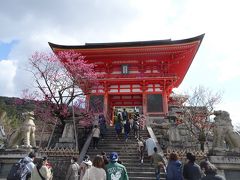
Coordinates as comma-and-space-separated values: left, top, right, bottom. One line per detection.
26, 50, 99, 127
173, 86, 222, 151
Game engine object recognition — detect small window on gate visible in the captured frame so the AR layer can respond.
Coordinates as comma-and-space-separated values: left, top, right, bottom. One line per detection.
122, 64, 129, 74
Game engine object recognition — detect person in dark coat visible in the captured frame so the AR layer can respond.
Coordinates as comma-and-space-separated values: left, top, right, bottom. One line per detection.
98, 114, 107, 140
183, 152, 203, 180
166, 152, 183, 180
122, 108, 128, 121
115, 114, 122, 140
101, 151, 109, 165
200, 160, 226, 180
124, 120, 130, 142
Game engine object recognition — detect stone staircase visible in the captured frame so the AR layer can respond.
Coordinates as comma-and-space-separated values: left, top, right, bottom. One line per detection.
86, 127, 166, 180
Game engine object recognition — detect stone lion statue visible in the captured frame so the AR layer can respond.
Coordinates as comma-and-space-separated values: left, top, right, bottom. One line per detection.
8, 111, 36, 149
213, 110, 240, 151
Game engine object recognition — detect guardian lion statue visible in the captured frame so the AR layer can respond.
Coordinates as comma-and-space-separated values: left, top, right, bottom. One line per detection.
8, 111, 36, 149
213, 110, 240, 151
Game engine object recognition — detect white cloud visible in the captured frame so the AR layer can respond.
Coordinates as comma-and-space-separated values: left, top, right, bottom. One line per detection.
215, 56, 240, 82
0, 60, 17, 96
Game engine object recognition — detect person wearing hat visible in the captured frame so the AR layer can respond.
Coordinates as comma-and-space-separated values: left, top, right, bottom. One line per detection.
183, 152, 203, 180
79, 155, 92, 180
105, 152, 129, 180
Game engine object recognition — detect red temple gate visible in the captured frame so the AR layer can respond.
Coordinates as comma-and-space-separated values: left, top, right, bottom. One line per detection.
49, 34, 204, 123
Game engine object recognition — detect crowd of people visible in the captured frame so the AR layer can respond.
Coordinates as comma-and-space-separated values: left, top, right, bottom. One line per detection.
66, 152, 128, 180
7, 152, 53, 180
64, 150, 226, 180
113, 109, 146, 141
10, 150, 226, 180
7, 110, 226, 180
137, 143, 226, 180
88, 111, 226, 180
91, 110, 146, 147
164, 151, 226, 180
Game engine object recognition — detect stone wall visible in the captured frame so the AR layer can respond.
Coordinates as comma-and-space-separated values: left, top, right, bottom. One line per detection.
209, 155, 240, 180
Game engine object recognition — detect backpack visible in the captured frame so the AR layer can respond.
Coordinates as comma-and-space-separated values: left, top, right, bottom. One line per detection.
7, 158, 31, 180
133, 121, 139, 130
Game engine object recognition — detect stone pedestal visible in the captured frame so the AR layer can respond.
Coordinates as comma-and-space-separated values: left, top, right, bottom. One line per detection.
209, 154, 240, 180
55, 120, 75, 149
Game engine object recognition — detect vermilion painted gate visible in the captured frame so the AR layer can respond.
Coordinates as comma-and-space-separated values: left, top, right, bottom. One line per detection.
49, 34, 204, 123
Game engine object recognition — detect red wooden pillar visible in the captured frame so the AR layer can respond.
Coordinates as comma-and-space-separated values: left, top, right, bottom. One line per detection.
142, 81, 147, 115
162, 91, 168, 115
103, 93, 108, 122
142, 93, 147, 115
103, 82, 109, 124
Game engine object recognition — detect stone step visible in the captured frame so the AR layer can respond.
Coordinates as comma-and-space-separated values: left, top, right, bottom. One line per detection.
103, 134, 149, 137
100, 136, 149, 140
87, 153, 148, 159
93, 141, 140, 144
128, 171, 155, 177
130, 177, 165, 180
121, 165, 155, 171
129, 175, 166, 180
104, 132, 149, 135
88, 145, 140, 150
102, 131, 149, 135
85, 127, 165, 179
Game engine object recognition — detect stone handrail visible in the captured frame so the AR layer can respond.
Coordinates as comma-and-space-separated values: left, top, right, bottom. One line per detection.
78, 130, 93, 163
146, 125, 168, 165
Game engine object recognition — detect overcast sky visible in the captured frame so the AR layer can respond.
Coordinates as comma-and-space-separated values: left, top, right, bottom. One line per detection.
0, 0, 239, 125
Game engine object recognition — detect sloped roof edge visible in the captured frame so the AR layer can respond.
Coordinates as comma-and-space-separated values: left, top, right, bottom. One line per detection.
48, 34, 205, 50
